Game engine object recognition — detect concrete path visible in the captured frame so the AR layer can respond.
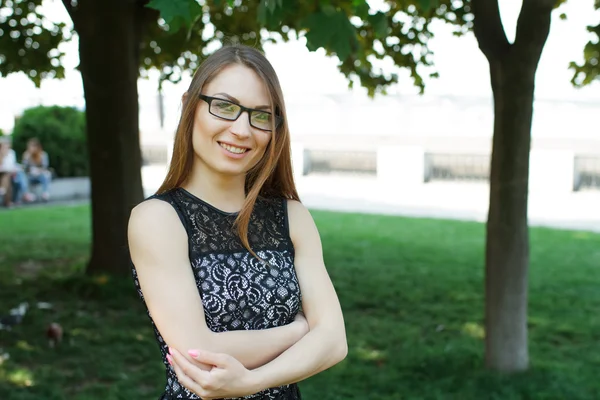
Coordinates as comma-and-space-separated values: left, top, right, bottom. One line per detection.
3, 165, 599, 234
141, 166, 600, 233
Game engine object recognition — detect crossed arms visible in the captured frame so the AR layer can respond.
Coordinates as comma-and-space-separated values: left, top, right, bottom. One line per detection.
128, 199, 347, 398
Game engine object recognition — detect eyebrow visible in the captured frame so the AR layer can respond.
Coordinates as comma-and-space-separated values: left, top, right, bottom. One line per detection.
212, 92, 271, 111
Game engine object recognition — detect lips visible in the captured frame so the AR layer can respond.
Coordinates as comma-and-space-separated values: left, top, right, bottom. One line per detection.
217, 141, 251, 154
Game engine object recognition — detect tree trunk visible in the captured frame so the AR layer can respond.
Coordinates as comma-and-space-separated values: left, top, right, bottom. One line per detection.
76, 0, 145, 276
484, 57, 534, 372
473, 0, 554, 372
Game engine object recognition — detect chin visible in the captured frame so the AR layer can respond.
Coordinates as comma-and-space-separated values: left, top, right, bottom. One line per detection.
213, 163, 251, 177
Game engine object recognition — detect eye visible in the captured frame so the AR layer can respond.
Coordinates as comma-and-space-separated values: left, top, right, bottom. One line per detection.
253, 112, 271, 122
214, 100, 237, 111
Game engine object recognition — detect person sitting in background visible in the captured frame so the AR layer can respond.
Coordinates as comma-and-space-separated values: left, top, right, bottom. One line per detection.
21, 138, 52, 202
0, 139, 15, 207
0, 139, 33, 206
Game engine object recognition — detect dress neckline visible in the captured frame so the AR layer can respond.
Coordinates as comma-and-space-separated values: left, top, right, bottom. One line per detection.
178, 187, 241, 216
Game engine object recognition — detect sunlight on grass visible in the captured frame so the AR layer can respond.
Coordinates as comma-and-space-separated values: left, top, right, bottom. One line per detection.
70, 327, 101, 341
355, 345, 386, 362
2, 368, 35, 387
572, 232, 592, 240
93, 274, 110, 285
462, 322, 485, 339
15, 341, 34, 352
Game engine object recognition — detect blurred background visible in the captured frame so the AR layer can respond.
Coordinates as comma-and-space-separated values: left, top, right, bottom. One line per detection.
0, 0, 599, 399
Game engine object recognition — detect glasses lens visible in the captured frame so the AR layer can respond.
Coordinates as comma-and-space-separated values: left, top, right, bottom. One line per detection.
210, 99, 240, 120
251, 111, 273, 130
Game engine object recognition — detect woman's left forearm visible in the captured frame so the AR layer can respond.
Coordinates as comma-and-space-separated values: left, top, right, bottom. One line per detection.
245, 324, 347, 393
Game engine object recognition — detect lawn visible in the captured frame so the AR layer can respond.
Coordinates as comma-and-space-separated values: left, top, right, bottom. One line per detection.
0, 204, 599, 399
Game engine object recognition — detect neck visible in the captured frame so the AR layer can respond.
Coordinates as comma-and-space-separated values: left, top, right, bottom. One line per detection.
184, 161, 247, 213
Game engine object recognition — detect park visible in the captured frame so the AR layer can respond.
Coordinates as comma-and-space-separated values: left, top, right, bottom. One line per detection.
1, 0, 599, 399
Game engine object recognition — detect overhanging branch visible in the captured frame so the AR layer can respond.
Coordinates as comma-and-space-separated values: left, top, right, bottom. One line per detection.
472, 0, 511, 61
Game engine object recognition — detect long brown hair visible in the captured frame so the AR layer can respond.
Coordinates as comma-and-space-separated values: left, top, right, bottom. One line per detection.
157, 44, 300, 258
26, 138, 43, 165
0, 140, 10, 164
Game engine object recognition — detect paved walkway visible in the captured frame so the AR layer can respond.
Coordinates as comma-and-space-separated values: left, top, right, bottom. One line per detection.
3, 165, 599, 233
296, 176, 600, 233
141, 166, 600, 233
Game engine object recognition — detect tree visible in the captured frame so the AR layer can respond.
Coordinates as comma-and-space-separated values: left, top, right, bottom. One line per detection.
569, 2, 600, 86
148, 0, 600, 372
471, 0, 553, 372
1, 0, 598, 370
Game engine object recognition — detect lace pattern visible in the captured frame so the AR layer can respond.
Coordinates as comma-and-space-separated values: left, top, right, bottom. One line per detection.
131, 188, 302, 400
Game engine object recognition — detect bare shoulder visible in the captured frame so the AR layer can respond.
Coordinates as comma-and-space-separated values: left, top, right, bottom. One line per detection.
130, 197, 177, 221
129, 198, 182, 232
286, 200, 322, 251
286, 199, 311, 220
128, 198, 187, 256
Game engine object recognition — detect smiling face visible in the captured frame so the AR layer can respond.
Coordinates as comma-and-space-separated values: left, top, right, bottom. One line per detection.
191, 63, 273, 178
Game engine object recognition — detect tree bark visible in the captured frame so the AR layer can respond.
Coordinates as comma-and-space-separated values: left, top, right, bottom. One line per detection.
76, 0, 146, 276
473, 0, 554, 372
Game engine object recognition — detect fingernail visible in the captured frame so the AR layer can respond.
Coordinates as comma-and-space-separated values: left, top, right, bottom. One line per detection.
166, 355, 173, 365
168, 347, 173, 355
188, 349, 199, 358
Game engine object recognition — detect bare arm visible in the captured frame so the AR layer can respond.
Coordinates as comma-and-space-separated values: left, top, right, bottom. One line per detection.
246, 200, 348, 390
128, 199, 308, 370
41, 152, 49, 170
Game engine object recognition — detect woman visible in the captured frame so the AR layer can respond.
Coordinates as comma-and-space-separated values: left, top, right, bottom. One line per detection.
128, 45, 347, 400
0, 139, 15, 206
0, 139, 31, 207
21, 138, 52, 201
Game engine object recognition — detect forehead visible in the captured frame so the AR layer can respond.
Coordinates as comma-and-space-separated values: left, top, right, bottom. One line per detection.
204, 64, 270, 106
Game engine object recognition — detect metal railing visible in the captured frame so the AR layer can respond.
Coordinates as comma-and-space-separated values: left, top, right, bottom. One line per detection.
303, 149, 377, 176
424, 153, 490, 182
142, 145, 169, 165
574, 156, 600, 191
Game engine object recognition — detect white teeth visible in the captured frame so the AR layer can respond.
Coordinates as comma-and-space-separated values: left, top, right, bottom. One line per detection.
219, 142, 247, 154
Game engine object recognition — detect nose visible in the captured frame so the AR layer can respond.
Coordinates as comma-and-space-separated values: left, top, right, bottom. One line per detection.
230, 111, 252, 138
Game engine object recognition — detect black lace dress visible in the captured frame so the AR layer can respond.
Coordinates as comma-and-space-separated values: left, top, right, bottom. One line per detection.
131, 188, 302, 400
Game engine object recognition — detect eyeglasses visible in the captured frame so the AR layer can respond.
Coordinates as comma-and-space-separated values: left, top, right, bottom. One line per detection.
198, 94, 282, 132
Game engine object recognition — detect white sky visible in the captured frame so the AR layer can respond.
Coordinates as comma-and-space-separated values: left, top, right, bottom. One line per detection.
0, 0, 598, 133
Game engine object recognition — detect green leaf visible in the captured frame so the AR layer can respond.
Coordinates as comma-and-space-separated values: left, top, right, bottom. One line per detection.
353, 1, 370, 19
146, 0, 201, 32
257, 1, 268, 25
303, 10, 356, 61
368, 12, 388, 38
417, 0, 439, 12
321, 4, 336, 16
0, 0, 67, 87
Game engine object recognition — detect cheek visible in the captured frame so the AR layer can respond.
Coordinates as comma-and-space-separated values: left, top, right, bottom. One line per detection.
246, 134, 271, 169
191, 118, 225, 152
255, 133, 272, 154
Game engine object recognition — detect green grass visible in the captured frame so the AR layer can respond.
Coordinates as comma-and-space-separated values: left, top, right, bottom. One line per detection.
1, 204, 599, 399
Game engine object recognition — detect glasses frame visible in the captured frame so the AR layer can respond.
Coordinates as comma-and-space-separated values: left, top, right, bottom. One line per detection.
198, 94, 283, 132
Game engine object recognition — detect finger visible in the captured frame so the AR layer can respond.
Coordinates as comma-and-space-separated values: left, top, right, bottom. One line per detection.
169, 347, 213, 371
170, 348, 212, 386
189, 348, 231, 368
170, 356, 209, 398
183, 349, 213, 371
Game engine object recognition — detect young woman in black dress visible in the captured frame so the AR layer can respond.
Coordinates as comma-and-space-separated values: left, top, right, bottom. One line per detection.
128, 44, 347, 399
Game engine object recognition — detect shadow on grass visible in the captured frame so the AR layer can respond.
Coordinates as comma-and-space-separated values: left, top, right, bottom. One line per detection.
1, 205, 600, 399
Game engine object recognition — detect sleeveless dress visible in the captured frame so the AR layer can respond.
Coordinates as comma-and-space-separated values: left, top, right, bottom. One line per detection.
131, 187, 303, 400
